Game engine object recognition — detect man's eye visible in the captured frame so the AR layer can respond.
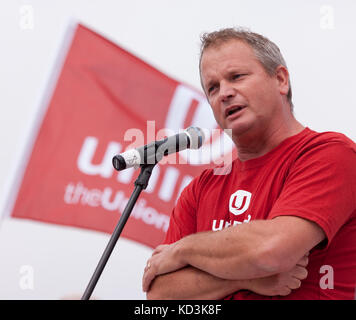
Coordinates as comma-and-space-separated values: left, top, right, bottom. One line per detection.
208, 86, 216, 94
232, 74, 242, 79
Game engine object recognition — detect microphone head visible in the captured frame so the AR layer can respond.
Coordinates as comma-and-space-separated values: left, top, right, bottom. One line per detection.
112, 155, 127, 171
185, 127, 205, 149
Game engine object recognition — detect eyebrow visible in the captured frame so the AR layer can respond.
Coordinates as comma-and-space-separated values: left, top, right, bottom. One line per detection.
204, 69, 246, 87
226, 67, 248, 74
205, 79, 216, 89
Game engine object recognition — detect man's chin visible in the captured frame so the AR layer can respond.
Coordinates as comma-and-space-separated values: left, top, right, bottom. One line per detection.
227, 122, 250, 136
228, 122, 256, 141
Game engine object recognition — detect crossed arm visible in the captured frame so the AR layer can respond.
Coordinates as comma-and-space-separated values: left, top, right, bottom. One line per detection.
142, 215, 325, 299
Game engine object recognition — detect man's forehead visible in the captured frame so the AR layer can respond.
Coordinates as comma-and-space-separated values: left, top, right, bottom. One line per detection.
204, 38, 250, 50
202, 39, 255, 61
200, 40, 258, 75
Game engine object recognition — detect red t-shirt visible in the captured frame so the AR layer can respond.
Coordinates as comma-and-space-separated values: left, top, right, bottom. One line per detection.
164, 128, 356, 300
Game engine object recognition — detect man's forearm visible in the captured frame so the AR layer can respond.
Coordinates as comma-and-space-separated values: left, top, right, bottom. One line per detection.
174, 220, 280, 281
174, 217, 319, 281
147, 266, 244, 300
146, 259, 309, 300
142, 217, 316, 293
142, 222, 278, 293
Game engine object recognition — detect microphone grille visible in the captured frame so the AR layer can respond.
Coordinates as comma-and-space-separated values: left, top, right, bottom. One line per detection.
185, 127, 205, 149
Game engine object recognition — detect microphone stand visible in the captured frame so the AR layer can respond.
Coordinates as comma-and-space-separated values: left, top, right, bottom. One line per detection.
81, 163, 156, 300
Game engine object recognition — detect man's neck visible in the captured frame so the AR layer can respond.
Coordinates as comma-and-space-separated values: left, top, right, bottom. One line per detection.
234, 120, 305, 162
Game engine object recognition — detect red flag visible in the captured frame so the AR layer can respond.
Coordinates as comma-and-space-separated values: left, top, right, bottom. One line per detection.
10, 24, 234, 248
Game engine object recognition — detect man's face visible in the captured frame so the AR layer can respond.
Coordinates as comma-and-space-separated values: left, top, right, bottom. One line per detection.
200, 40, 288, 140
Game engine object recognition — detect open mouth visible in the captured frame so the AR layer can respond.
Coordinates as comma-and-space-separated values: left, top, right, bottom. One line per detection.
225, 105, 245, 118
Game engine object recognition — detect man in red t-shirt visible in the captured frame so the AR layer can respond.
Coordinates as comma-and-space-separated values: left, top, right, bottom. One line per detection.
142, 28, 356, 299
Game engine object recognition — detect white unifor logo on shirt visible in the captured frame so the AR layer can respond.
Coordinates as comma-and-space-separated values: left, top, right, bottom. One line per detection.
229, 190, 252, 216
212, 190, 252, 231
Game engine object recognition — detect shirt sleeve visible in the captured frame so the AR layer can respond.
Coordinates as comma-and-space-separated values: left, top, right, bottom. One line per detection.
268, 140, 356, 248
162, 172, 203, 244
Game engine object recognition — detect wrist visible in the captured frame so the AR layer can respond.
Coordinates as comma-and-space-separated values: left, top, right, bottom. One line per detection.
173, 236, 191, 267
220, 278, 248, 296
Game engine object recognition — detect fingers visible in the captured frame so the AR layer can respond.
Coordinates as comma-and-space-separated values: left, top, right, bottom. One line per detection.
278, 279, 300, 296
291, 265, 308, 280
278, 287, 292, 296
144, 259, 151, 273
152, 244, 169, 256
142, 260, 156, 292
142, 245, 169, 292
142, 242, 183, 293
287, 278, 302, 290
142, 272, 154, 292
296, 255, 309, 267
143, 245, 168, 290
276, 254, 309, 296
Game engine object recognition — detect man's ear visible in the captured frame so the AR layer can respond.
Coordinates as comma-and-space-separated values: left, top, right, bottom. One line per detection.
275, 65, 290, 96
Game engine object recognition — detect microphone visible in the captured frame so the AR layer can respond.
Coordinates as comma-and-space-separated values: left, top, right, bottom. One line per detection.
112, 127, 205, 171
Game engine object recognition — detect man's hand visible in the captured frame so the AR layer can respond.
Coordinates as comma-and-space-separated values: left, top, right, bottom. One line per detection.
245, 253, 309, 296
142, 243, 187, 292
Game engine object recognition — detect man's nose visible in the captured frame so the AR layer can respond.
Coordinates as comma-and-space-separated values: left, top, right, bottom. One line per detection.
219, 81, 236, 102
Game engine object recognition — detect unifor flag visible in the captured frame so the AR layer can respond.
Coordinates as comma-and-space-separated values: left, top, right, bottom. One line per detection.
7, 24, 234, 249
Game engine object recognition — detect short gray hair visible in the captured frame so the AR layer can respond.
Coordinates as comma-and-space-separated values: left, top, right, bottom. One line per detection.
199, 27, 293, 111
